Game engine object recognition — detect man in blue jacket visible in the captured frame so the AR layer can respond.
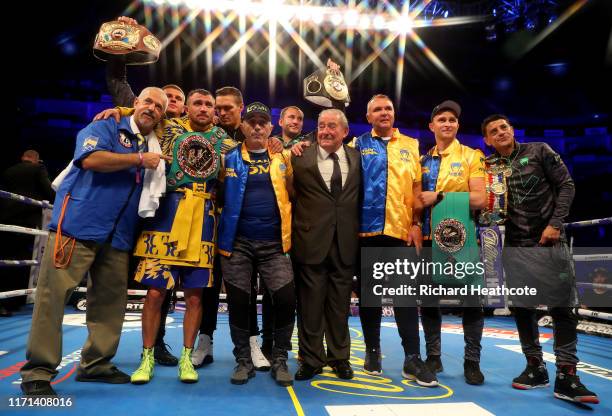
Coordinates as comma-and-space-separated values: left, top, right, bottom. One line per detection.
20, 87, 168, 397
217, 102, 295, 386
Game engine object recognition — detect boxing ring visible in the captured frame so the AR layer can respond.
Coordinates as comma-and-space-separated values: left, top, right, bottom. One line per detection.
1, 190, 610, 415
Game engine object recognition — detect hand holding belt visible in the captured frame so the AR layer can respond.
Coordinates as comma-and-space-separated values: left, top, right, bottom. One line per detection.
168, 183, 210, 261
93, 20, 161, 65
480, 162, 508, 225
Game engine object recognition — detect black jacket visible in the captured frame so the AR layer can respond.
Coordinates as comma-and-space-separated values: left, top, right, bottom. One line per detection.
0, 161, 55, 228
489, 142, 575, 244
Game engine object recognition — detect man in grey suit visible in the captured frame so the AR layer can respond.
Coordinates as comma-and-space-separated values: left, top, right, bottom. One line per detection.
291, 109, 361, 380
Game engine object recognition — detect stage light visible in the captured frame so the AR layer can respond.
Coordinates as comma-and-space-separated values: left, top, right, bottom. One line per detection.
358, 15, 371, 30
485, 24, 497, 41
373, 15, 386, 30
391, 15, 413, 34
185, 0, 202, 9
344, 9, 359, 27
331, 13, 343, 27
547, 62, 568, 76
139, 0, 484, 106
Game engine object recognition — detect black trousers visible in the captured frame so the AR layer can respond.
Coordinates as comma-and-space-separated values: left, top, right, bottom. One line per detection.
358, 235, 420, 356
221, 237, 295, 361
421, 306, 483, 362
199, 256, 224, 339
419, 240, 483, 362
513, 307, 578, 367
199, 257, 271, 340
296, 237, 353, 368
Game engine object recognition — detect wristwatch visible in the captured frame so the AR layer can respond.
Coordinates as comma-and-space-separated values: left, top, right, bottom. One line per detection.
436, 191, 445, 203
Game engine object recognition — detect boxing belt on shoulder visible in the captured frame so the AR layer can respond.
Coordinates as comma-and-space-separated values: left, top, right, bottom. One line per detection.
431, 192, 483, 287
166, 128, 225, 191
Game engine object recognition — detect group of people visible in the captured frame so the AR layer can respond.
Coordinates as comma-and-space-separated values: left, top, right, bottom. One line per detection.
17, 16, 599, 408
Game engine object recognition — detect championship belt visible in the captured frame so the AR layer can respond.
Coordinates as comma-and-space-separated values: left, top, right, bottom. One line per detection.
303, 67, 350, 108
166, 128, 225, 191
93, 20, 161, 65
479, 158, 509, 225
432, 192, 483, 287
479, 225, 505, 307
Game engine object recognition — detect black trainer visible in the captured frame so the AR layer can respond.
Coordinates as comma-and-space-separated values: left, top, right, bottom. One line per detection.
75, 367, 130, 384
425, 355, 444, 374
261, 341, 273, 363
554, 370, 599, 404
21, 381, 57, 397
154, 342, 179, 366
402, 355, 438, 387
512, 362, 549, 390
363, 347, 382, 375
464, 360, 485, 385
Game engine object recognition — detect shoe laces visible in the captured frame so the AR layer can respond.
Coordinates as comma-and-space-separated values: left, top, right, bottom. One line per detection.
274, 359, 289, 372
415, 358, 429, 374
137, 353, 154, 372
157, 343, 173, 354
251, 342, 267, 362
236, 358, 252, 370
180, 355, 195, 372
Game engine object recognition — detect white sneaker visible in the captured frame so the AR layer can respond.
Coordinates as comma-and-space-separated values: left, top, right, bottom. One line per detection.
250, 336, 271, 371
192, 334, 213, 368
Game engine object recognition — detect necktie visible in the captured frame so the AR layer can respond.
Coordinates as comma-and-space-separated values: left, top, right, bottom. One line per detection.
330, 152, 342, 199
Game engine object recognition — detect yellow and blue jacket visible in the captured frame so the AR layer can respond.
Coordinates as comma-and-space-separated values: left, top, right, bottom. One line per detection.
350, 129, 421, 242
217, 143, 292, 256
421, 138, 485, 237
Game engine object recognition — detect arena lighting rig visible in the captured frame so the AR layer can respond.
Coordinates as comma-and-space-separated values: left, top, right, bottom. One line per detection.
125, 0, 585, 110
118, 0, 484, 109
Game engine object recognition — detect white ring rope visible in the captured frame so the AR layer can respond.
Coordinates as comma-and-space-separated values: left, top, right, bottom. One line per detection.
0, 189, 53, 209
0, 224, 48, 236
1, 191, 610, 322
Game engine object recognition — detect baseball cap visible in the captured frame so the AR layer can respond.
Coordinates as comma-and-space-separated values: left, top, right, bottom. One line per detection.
243, 102, 271, 122
431, 100, 461, 120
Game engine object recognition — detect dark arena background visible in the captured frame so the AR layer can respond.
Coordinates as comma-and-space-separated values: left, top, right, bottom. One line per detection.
3, 1, 612, 415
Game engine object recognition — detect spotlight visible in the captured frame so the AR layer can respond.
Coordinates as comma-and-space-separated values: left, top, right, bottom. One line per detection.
358, 15, 371, 30
331, 13, 343, 26
344, 9, 359, 27
373, 15, 386, 30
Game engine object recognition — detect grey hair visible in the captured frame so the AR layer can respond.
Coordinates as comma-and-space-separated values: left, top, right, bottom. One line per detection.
138, 87, 168, 112
318, 109, 348, 129
366, 94, 393, 113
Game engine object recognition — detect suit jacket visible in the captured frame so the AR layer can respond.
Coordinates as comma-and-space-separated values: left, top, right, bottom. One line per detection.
0, 161, 55, 228
291, 143, 361, 265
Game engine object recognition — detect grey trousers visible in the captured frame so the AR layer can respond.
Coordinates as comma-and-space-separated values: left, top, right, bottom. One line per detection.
21, 232, 128, 382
